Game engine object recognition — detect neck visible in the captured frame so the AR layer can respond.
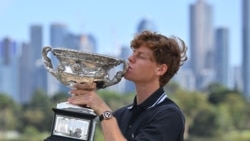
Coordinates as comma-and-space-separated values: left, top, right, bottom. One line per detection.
135, 82, 160, 105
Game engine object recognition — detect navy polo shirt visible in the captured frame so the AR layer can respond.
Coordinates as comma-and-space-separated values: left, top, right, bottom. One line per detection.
113, 88, 185, 141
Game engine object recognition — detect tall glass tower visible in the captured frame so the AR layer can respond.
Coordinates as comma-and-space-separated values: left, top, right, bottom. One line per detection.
189, 0, 214, 90
0, 38, 19, 102
48, 23, 69, 95
215, 27, 229, 88
137, 18, 157, 33
30, 25, 47, 94
242, 0, 250, 100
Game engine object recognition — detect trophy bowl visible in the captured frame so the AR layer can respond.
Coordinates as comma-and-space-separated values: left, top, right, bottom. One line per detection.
42, 46, 128, 89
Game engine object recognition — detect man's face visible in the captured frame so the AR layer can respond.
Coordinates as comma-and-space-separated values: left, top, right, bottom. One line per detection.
125, 45, 159, 84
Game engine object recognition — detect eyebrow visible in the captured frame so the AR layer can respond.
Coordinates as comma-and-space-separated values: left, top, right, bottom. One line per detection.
135, 50, 155, 61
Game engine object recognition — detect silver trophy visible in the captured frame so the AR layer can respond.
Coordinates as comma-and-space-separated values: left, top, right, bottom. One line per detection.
42, 46, 128, 141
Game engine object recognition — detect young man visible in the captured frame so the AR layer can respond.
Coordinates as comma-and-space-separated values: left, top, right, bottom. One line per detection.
68, 30, 188, 141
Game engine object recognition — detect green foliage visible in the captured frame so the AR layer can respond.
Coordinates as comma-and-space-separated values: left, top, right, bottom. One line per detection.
0, 94, 15, 108
1, 84, 250, 140
20, 126, 49, 141
222, 93, 248, 129
215, 104, 234, 132
0, 108, 17, 131
28, 89, 52, 110
222, 130, 250, 141
23, 125, 39, 137
164, 81, 181, 95
20, 89, 54, 132
172, 90, 209, 127
98, 90, 134, 110
94, 126, 104, 141
189, 106, 221, 136
169, 83, 250, 138
50, 91, 69, 106
0, 94, 20, 131
207, 83, 249, 129
207, 83, 241, 105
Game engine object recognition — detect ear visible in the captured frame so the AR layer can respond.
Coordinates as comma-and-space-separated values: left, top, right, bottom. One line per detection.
156, 64, 168, 76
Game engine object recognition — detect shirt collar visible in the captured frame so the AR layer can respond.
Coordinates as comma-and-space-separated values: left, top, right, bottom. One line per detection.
128, 87, 167, 110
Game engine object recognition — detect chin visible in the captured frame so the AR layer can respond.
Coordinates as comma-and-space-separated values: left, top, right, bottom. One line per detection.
124, 74, 132, 81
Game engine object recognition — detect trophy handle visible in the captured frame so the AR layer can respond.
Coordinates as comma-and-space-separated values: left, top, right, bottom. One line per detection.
102, 59, 128, 88
42, 46, 54, 70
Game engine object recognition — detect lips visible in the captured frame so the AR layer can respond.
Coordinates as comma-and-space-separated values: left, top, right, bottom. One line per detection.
128, 64, 133, 70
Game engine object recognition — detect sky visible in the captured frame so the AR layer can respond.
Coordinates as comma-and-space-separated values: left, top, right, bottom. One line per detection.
0, 0, 241, 66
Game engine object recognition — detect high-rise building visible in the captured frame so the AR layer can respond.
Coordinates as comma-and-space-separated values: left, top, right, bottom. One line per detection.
189, 0, 215, 90
19, 42, 33, 103
50, 23, 68, 48
215, 27, 230, 88
242, 0, 250, 99
30, 25, 47, 94
79, 34, 97, 53
0, 38, 20, 102
64, 33, 81, 50
234, 66, 243, 91
48, 23, 69, 95
137, 18, 157, 33
86, 34, 97, 53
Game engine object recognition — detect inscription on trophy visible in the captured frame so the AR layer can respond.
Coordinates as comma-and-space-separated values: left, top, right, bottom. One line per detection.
53, 115, 90, 140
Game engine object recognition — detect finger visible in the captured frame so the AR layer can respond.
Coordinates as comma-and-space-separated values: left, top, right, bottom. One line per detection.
68, 96, 85, 105
68, 94, 94, 108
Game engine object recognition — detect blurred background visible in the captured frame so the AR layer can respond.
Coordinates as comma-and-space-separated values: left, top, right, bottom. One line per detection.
0, 0, 250, 140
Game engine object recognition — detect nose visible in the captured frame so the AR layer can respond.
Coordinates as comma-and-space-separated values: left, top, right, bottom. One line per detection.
128, 54, 135, 63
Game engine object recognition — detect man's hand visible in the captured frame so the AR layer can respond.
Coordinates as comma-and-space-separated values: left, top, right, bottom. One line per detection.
67, 83, 111, 115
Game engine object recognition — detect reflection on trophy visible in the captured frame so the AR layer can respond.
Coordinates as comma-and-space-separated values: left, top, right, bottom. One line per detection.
42, 46, 128, 141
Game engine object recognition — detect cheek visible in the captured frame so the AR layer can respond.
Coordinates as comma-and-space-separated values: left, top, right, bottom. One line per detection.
136, 64, 156, 76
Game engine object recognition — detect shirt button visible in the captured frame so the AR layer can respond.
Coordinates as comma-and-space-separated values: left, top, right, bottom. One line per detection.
128, 125, 132, 128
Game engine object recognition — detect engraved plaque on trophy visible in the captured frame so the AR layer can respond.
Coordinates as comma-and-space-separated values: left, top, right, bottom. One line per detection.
42, 46, 128, 141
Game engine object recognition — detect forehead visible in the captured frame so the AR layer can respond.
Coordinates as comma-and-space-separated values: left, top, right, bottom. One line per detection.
133, 45, 153, 55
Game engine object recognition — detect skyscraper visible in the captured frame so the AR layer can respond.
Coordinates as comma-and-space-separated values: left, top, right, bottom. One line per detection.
50, 23, 68, 47
189, 0, 215, 90
30, 25, 47, 94
48, 23, 69, 95
242, 0, 250, 99
215, 27, 229, 88
79, 34, 97, 53
0, 38, 19, 102
137, 18, 157, 33
19, 25, 46, 103
19, 42, 33, 103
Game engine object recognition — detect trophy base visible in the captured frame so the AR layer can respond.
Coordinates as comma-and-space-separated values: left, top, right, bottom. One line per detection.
44, 136, 75, 141
45, 102, 97, 141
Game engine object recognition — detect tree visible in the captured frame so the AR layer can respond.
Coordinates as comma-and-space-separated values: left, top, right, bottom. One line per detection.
207, 83, 239, 105
222, 93, 248, 129
99, 90, 134, 110
171, 89, 211, 138
50, 91, 69, 106
0, 93, 20, 131
207, 83, 248, 129
21, 89, 53, 132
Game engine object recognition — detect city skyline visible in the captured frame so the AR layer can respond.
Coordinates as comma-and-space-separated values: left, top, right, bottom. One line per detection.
0, 0, 241, 66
